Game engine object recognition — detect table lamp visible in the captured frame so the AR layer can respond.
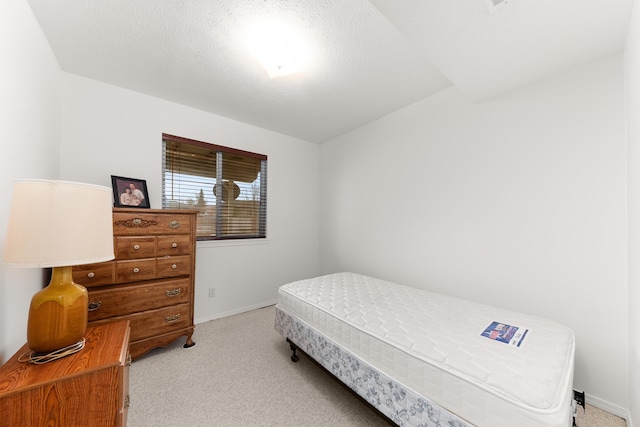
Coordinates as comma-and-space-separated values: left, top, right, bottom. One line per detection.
2, 180, 114, 362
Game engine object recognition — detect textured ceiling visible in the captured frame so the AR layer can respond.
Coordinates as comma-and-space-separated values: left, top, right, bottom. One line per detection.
371, 0, 633, 103
26, 0, 632, 143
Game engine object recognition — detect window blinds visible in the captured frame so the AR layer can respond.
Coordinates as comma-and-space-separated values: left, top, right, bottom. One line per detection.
162, 134, 267, 240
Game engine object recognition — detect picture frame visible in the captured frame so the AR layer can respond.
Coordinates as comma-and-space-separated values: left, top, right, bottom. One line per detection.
111, 175, 150, 208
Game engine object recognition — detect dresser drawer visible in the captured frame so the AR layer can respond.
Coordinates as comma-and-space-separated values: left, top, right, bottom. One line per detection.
121, 303, 191, 342
87, 278, 191, 321
113, 212, 193, 236
115, 236, 156, 259
116, 259, 156, 283
156, 255, 191, 278
73, 262, 115, 288
157, 235, 191, 256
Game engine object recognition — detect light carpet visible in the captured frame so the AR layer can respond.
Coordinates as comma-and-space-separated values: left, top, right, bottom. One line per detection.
128, 305, 626, 427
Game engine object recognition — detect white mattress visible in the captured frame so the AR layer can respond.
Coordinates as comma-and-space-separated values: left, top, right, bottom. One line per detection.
276, 272, 575, 427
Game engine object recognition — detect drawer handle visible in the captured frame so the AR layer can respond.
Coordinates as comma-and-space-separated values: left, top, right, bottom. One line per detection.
169, 220, 181, 229
165, 288, 182, 297
133, 267, 140, 273
133, 244, 140, 250
115, 218, 158, 228
171, 242, 178, 248
87, 272, 95, 278
165, 314, 181, 323
171, 264, 178, 269
88, 301, 102, 311
125, 394, 131, 409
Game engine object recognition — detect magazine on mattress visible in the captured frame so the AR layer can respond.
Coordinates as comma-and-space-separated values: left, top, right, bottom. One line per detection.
481, 321, 530, 347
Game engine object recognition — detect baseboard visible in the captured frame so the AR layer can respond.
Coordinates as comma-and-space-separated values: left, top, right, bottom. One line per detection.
585, 392, 630, 422
194, 299, 278, 325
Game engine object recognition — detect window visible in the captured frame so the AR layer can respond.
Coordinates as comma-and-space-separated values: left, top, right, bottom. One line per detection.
162, 134, 267, 240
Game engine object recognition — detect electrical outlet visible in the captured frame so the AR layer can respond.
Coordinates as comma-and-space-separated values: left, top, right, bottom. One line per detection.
573, 389, 585, 411
208, 288, 216, 298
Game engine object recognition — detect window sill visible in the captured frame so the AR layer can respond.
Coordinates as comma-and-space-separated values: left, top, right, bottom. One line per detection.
197, 238, 270, 249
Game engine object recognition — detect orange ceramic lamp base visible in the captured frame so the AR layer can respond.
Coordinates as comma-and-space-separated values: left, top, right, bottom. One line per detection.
27, 266, 88, 354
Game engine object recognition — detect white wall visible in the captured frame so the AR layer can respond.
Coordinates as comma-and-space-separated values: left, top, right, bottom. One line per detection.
59, 74, 321, 323
626, 0, 640, 425
320, 55, 628, 414
1, 0, 634, 419
0, 0, 62, 363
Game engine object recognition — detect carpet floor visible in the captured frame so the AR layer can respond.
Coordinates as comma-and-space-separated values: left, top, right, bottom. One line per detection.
128, 305, 626, 427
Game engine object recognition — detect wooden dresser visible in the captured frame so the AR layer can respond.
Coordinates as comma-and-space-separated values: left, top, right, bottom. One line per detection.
0, 321, 131, 427
72, 208, 197, 360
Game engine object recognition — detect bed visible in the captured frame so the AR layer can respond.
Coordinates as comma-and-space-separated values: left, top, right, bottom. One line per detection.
274, 272, 575, 427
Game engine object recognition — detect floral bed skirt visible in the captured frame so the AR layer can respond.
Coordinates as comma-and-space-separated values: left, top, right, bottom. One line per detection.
274, 306, 473, 427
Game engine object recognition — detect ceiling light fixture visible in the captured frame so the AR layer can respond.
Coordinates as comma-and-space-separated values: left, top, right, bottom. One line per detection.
245, 19, 310, 78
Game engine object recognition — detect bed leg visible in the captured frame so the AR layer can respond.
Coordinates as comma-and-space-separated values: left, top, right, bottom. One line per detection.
286, 338, 299, 362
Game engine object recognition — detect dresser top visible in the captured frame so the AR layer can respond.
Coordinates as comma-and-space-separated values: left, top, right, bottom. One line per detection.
0, 321, 130, 395
113, 207, 199, 214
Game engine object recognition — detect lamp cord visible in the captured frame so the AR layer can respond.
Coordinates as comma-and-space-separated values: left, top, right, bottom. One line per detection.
18, 338, 86, 364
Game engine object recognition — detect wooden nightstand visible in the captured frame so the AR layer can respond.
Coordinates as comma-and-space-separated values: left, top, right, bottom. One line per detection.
0, 321, 131, 427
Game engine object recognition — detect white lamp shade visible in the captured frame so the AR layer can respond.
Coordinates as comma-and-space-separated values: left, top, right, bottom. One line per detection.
3, 180, 115, 267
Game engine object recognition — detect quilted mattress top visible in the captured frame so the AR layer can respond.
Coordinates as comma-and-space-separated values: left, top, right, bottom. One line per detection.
278, 272, 575, 413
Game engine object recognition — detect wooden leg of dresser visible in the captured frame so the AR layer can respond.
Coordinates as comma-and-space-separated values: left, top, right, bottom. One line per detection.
129, 329, 195, 360
183, 327, 196, 348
